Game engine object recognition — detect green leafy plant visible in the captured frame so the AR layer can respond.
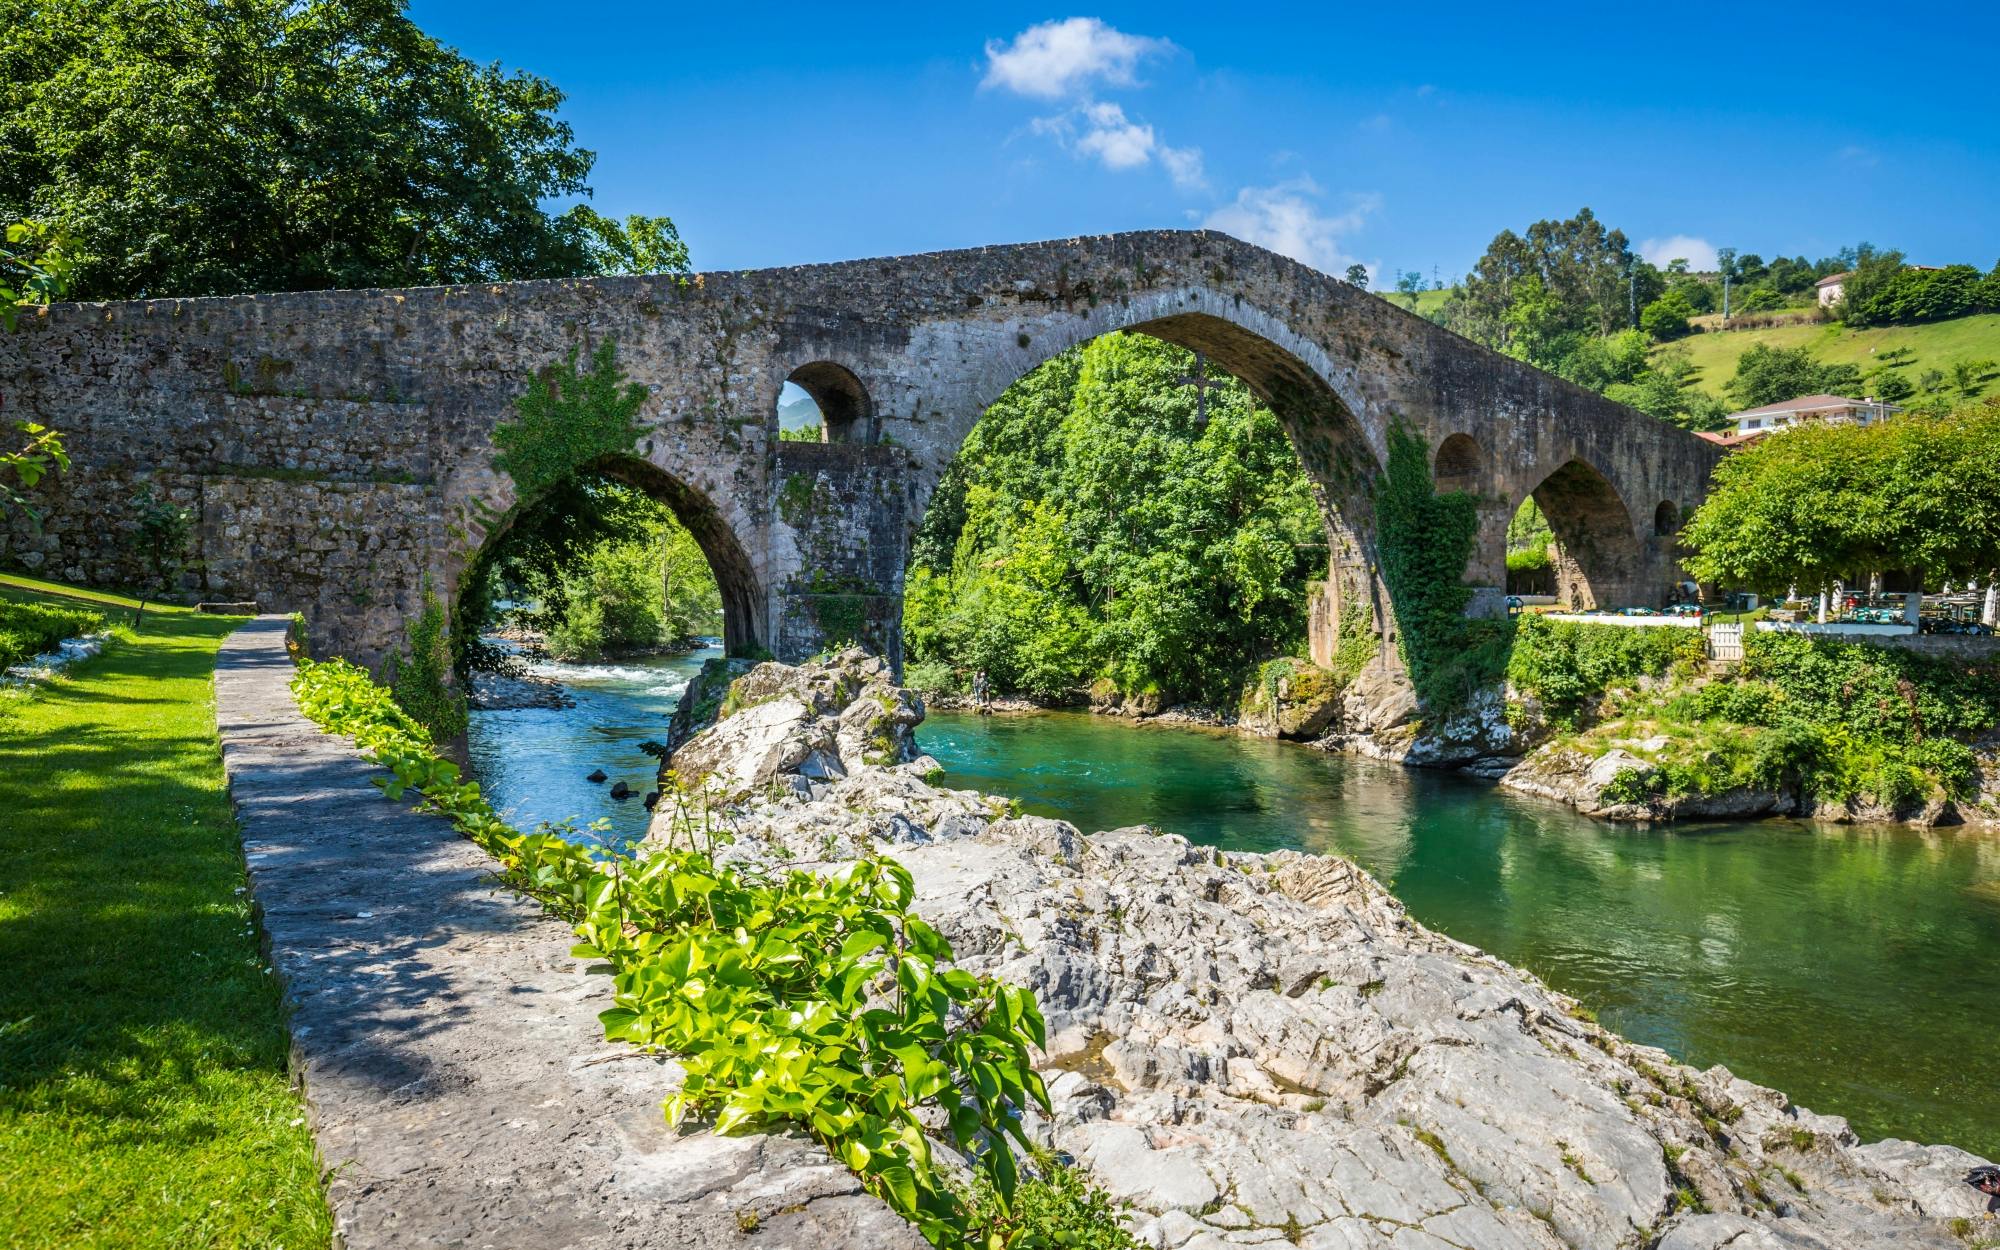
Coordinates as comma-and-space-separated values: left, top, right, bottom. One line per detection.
387, 586, 468, 740
289, 657, 1083, 1247
492, 340, 650, 500
126, 487, 195, 626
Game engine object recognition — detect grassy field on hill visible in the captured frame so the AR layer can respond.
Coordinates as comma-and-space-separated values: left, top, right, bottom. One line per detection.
1664, 312, 2000, 402
1382, 287, 1454, 318
0, 577, 328, 1248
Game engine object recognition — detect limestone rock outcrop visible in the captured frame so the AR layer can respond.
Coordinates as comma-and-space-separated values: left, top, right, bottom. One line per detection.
646, 653, 1991, 1249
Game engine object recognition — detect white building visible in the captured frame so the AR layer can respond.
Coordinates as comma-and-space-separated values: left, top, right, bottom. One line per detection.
1725, 393, 1902, 439
1815, 271, 1850, 306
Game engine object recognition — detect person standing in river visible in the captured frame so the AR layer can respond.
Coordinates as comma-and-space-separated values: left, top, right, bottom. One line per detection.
972, 669, 991, 714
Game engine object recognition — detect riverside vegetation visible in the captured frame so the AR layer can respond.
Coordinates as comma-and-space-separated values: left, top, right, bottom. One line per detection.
289, 655, 1136, 1249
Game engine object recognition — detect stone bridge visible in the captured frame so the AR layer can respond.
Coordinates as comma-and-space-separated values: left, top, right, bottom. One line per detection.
1, 229, 1720, 683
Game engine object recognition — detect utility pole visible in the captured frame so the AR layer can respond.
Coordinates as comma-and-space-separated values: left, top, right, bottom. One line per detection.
1175, 352, 1223, 431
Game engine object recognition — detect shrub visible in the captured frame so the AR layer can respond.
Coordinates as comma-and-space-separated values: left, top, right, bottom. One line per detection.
1507, 616, 1702, 721
0, 600, 103, 668
902, 658, 960, 696
387, 587, 468, 740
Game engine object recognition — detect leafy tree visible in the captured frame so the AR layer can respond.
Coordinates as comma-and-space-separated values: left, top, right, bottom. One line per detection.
1446, 207, 1639, 348
903, 334, 1326, 706
126, 486, 193, 626
1681, 404, 2000, 594
1345, 263, 1370, 289
1639, 290, 1694, 341
1, 0, 681, 299
1727, 344, 1864, 408
1395, 269, 1425, 294
1603, 348, 1729, 432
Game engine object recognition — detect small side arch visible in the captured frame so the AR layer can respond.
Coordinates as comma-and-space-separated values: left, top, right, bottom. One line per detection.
785, 361, 874, 444
1653, 499, 1680, 537
1433, 433, 1484, 493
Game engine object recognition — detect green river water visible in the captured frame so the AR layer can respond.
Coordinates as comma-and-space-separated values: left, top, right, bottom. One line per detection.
920, 708, 2000, 1159
467, 655, 2000, 1160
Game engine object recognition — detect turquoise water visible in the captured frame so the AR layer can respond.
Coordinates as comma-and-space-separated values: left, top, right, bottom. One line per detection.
465, 646, 720, 846
468, 670, 2000, 1159
919, 709, 2000, 1159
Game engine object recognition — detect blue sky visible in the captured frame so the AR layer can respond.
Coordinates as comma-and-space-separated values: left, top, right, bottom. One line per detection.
410, 3, 1999, 281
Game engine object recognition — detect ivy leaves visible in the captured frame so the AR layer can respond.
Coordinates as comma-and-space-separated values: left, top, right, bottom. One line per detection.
492, 340, 651, 501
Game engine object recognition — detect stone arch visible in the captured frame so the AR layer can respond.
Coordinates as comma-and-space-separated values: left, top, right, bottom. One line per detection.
1523, 459, 1644, 610
1433, 433, 1484, 494
785, 361, 873, 445
461, 452, 766, 657
1653, 499, 1680, 537
909, 302, 1391, 674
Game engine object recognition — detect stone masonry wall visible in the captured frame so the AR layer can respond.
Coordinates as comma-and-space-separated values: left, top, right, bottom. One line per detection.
0, 230, 1723, 685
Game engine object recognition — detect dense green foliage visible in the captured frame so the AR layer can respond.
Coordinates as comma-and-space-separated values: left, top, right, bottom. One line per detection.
1, 0, 686, 298
492, 340, 651, 500
1725, 344, 1864, 409
1440, 210, 1733, 430
904, 334, 1325, 706
535, 512, 720, 659
290, 655, 1116, 1248
1836, 250, 2000, 329
0, 583, 326, 1246
1681, 404, 2000, 593
0, 597, 101, 667
1506, 615, 1704, 721
387, 586, 468, 740
1604, 631, 2000, 809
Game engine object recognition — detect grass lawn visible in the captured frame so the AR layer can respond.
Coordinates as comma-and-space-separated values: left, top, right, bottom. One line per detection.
0, 581, 328, 1248
1663, 311, 2000, 401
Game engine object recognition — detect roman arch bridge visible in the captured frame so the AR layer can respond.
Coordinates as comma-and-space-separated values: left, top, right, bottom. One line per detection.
1, 230, 1720, 681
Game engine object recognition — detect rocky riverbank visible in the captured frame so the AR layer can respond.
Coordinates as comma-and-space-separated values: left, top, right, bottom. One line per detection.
651, 649, 1995, 1250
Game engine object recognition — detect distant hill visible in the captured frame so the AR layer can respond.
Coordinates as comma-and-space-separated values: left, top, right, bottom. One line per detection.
1383, 287, 1454, 318
1662, 312, 2000, 404
778, 392, 821, 432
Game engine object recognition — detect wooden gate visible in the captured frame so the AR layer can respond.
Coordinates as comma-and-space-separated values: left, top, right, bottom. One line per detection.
1708, 622, 1744, 663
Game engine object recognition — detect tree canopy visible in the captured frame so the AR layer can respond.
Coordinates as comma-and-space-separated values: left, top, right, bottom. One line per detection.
904, 334, 1327, 704
1681, 404, 2000, 592
0, 0, 683, 298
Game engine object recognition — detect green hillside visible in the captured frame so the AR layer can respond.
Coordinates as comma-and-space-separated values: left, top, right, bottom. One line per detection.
1664, 313, 2000, 403
1382, 287, 1454, 318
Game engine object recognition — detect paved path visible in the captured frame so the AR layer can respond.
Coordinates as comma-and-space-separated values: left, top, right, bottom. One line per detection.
215, 617, 919, 1249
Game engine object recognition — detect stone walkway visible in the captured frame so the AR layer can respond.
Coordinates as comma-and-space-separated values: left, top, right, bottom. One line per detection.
215, 617, 919, 1249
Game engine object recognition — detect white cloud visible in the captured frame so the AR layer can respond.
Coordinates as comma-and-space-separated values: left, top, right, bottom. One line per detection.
1032, 101, 1206, 189
1202, 178, 1380, 277
1638, 234, 1719, 271
1075, 102, 1155, 169
982, 18, 1173, 100
1158, 144, 1205, 190
1837, 144, 1880, 168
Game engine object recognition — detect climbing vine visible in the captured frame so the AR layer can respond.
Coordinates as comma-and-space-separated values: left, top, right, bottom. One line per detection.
1372, 423, 1504, 710
492, 339, 650, 499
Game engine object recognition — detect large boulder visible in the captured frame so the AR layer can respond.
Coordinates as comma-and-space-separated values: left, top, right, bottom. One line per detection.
657, 648, 924, 800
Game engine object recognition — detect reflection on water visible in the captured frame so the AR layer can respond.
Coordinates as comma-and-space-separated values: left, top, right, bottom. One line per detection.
465, 644, 720, 846
919, 709, 2000, 1159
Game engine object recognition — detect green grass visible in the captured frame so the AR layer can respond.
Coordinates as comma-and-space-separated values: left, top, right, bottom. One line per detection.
0, 581, 329, 1248
1384, 287, 1454, 318
1663, 312, 2000, 402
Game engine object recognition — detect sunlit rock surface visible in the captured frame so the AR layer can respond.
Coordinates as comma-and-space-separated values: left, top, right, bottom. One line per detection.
651, 653, 1992, 1249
